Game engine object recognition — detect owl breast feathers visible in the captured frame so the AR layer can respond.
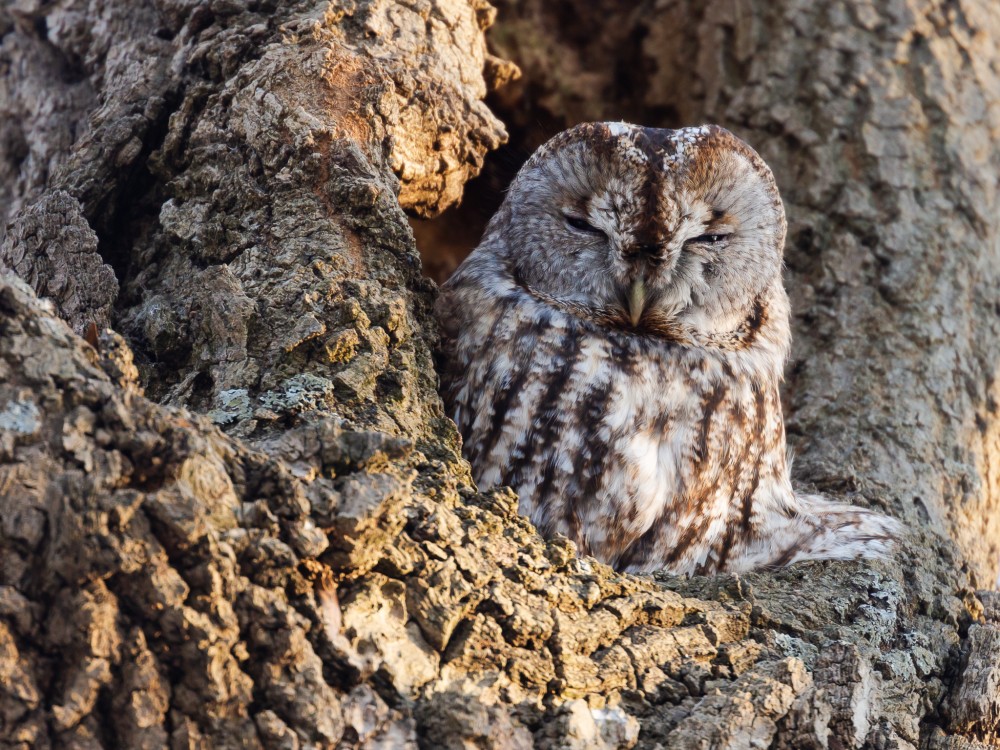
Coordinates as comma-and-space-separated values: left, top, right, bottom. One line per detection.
435, 122, 902, 575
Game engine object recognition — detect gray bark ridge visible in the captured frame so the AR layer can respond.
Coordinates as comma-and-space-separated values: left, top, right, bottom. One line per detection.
1, 0, 998, 749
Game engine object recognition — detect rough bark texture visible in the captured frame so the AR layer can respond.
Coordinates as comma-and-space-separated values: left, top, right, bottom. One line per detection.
1, 1, 999, 749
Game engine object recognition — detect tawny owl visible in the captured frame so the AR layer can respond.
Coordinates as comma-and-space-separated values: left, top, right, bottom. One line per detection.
435, 122, 902, 575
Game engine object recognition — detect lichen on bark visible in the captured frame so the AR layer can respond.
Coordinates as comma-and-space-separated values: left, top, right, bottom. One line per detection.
1, 0, 999, 748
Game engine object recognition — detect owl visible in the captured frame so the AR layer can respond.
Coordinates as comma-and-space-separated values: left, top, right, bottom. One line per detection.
435, 122, 902, 575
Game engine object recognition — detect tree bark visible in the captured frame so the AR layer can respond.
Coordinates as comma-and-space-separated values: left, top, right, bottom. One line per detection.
1, 1, 998, 749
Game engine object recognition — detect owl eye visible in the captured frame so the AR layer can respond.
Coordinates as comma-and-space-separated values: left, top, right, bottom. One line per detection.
564, 214, 605, 236
688, 233, 730, 245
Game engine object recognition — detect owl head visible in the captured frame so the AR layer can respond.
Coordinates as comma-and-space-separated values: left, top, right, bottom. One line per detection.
480, 122, 788, 344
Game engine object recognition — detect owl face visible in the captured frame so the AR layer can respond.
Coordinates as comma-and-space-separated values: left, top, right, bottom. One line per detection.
486, 122, 787, 338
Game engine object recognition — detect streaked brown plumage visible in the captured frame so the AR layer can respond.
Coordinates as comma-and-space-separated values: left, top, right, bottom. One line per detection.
436, 122, 901, 574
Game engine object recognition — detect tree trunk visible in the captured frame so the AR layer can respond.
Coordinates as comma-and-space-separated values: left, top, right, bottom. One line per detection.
1, 1, 998, 749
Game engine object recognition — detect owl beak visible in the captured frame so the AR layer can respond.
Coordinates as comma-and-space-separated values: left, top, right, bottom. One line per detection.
628, 279, 647, 327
